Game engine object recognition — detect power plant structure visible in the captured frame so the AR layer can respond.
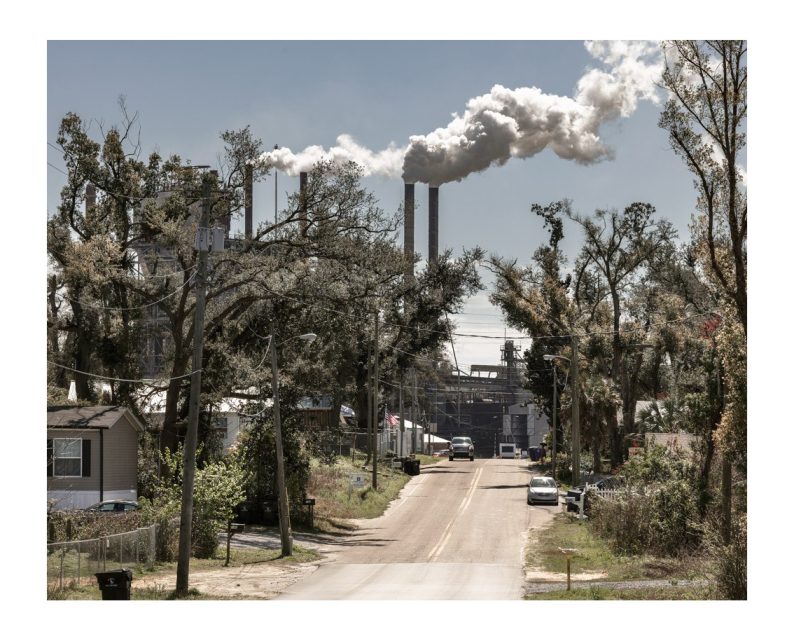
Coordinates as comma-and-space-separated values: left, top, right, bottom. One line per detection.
403, 181, 440, 273
397, 340, 549, 459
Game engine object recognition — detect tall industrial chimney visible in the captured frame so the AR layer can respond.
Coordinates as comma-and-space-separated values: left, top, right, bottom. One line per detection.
428, 185, 439, 263
85, 183, 96, 216
404, 182, 415, 275
244, 164, 253, 238
299, 171, 308, 236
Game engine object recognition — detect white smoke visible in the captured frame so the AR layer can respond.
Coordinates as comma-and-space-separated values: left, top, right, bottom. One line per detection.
262, 134, 405, 178
260, 41, 664, 185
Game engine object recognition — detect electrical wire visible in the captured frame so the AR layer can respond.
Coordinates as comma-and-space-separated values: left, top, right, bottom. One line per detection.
48, 361, 201, 384
60, 270, 197, 312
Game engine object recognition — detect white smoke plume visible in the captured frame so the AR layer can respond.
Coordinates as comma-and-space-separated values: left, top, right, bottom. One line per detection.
260, 41, 663, 185
262, 134, 405, 178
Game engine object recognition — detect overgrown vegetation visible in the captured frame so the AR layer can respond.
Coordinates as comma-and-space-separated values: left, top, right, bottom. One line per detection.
531, 511, 707, 582
306, 454, 413, 523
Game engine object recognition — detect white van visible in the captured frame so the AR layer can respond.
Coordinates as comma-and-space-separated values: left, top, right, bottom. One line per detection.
499, 443, 516, 459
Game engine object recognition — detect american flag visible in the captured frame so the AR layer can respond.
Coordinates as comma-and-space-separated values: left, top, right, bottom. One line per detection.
385, 410, 400, 426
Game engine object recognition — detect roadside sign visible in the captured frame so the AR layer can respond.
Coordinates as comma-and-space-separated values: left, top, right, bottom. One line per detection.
350, 473, 366, 488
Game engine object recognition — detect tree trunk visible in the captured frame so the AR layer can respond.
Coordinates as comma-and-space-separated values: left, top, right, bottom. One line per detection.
591, 416, 602, 474
70, 295, 94, 400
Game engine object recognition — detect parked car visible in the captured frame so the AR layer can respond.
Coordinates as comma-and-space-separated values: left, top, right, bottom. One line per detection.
84, 500, 139, 513
527, 476, 559, 505
449, 436, 475, 461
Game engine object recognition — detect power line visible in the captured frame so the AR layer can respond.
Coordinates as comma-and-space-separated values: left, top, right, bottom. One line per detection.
60, 270, 197, 312
48, 361, 201, 384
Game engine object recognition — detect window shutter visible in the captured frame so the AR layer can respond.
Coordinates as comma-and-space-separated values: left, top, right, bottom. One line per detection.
47, 439, 53, 477
82, 439, 91, 477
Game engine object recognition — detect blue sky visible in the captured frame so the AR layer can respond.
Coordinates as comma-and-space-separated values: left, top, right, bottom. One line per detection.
46, 40, 700, 369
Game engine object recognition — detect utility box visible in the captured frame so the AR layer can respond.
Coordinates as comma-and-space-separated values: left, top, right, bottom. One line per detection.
499, 443, 516, 458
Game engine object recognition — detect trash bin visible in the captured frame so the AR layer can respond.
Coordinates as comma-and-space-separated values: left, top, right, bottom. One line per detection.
565, 489, 583, 513
95, 568, 133, 600
403, 459, 420, 476
529, 447, 541, 461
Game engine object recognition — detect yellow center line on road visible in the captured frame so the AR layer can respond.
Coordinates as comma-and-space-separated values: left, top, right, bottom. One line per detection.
426, 464, 484, 562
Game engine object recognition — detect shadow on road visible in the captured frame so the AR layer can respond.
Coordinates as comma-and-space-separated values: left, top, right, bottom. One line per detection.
478, 483, 529, 490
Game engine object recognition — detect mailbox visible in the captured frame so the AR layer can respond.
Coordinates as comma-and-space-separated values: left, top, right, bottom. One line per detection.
302, 498, 316, 506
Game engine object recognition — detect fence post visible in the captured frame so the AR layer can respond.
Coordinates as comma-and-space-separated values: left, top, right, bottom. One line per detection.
77, 544, 81, 586
59, 547, 65, 590
149, 524, 156, 569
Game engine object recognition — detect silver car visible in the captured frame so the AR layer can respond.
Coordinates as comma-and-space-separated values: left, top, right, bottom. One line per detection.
527, 476, 558, 505
449, 436, 475, 461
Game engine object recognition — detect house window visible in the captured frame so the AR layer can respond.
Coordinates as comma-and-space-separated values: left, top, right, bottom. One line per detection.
53, 438, 82, 477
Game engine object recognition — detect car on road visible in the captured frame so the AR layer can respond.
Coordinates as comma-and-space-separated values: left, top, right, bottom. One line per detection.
527, 476, 559, 505
449, 436, 475, 461
84, 500, 139, 513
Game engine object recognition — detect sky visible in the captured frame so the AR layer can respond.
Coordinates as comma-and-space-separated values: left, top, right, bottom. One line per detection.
47, 39, 701, 371
15, 1, 790, 631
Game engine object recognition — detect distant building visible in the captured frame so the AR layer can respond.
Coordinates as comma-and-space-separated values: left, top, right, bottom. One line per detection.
433, 341, 547, 457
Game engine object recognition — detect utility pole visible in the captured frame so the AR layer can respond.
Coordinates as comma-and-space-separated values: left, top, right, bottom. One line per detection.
372, 310, 379, 490
399, 379, 405, 458
410, 368, 417, 454
270, 329, 294, 556
176, 173, 213, 596
570, 335, 581, 487
273, 144, 279, 225
367, 339, 372, 466
551, 363, 558, 479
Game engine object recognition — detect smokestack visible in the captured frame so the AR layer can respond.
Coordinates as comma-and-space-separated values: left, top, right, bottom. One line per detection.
85, 183, 96, 216
299, 171, 308, 236
428, 185, 439, 263
404, 183, 415, 274
244, 164, 253, 238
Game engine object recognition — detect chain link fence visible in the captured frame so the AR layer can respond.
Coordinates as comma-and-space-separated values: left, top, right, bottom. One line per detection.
47, 524, 157, 591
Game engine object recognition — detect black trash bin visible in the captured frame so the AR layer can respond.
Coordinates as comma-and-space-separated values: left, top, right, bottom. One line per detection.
95, 568, 133, 600
529, 447, 541, 462
410, 460, 421, 476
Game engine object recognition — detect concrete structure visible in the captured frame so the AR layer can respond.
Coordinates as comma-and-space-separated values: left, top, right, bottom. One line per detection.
404, 182, 415, 276
428, 185, 439, 262
47, 406, 144, 510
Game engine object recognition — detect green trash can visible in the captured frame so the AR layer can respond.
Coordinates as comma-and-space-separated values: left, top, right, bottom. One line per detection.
95, 569, 133, 600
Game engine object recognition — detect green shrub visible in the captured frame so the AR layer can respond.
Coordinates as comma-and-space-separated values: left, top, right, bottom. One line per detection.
590, 447, 701, 557
706, 513, 747, 599
47, 510, 143, 543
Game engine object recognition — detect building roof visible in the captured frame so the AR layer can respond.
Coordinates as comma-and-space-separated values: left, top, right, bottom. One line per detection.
47, 406, 145, 432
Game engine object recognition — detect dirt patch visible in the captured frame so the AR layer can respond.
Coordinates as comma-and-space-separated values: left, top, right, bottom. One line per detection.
134, 561, 322, 599
522, 508, 608, 584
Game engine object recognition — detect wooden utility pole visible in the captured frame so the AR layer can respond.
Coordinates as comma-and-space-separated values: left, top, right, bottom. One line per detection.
271, 329, 293, 556
399, 379, 405, 458
412, 369, 418, 454
176, 174, 212, 596
551, 363, 558, 479
366, 339, 372, 466
570, 335, 581, 487
372, 310, 379, 490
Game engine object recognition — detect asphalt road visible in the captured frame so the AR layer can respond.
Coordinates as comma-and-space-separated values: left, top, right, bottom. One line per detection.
278, 458, 559, 600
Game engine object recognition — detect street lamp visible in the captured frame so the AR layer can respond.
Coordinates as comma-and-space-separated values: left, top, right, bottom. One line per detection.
269, 330, 317, 557
543, 354, 570, 480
